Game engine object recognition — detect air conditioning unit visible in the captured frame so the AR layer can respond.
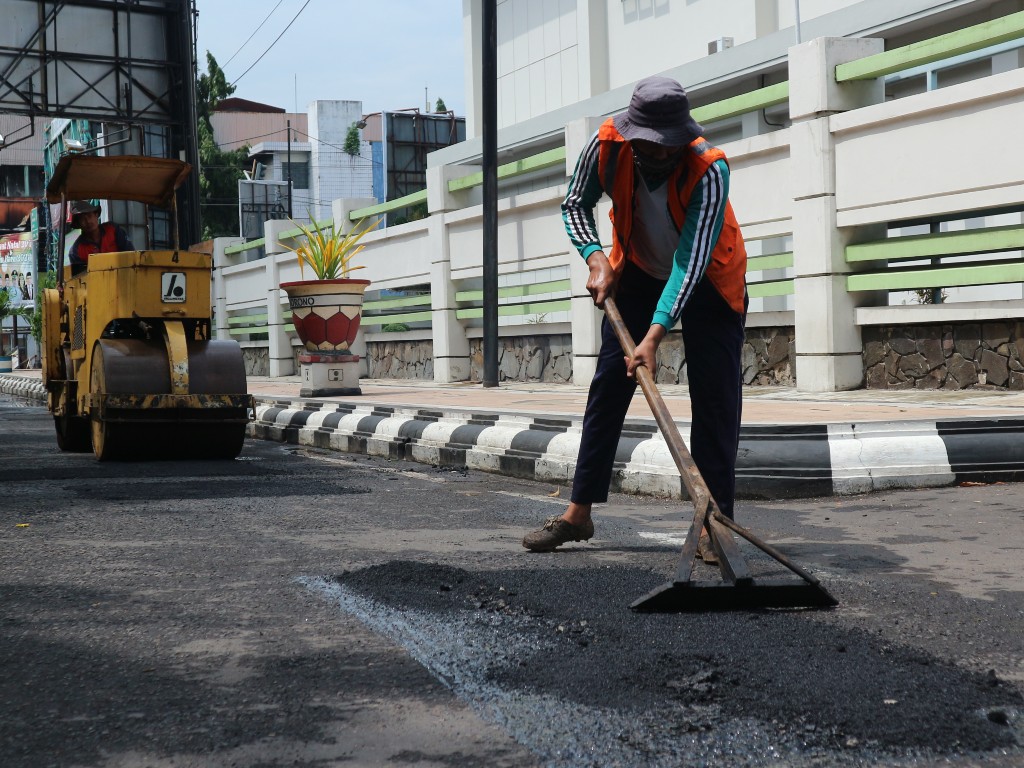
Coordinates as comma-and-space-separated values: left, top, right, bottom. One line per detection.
708, 37, 734, 55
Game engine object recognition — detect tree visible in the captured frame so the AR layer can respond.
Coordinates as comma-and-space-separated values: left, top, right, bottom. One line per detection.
434, 97, 448, 113
344, 123, 361, 156
29, 271, 56, 345
0, 289, 32, 357
196, 53, 250, 239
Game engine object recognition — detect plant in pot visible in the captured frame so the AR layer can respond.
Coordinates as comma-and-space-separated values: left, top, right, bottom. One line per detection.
0, 287, 33, 373
279, 215, 379, 396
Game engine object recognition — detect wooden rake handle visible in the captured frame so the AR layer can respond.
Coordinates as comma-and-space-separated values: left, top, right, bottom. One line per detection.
604, 296, 744, 582
605, 297, 825, 589
603, 296, 716, 515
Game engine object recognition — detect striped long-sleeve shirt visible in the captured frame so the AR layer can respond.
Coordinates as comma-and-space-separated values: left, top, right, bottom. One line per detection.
561, 131, 730, 331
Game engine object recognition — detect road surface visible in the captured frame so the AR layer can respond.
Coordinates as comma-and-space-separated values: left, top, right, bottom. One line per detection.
2, 395, 1021, 767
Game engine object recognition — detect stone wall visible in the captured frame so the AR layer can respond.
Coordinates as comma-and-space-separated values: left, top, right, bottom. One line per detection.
366, 339, 434, 380
468, 335, 573, 383
743, 327, 796, 386
647, 327, 796, 387
248, 325, 800, 386
863, 322, 1024, 390
242, 347, 269, 377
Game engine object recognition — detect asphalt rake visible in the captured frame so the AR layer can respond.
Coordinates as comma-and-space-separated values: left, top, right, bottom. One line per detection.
603, 297, 838, 612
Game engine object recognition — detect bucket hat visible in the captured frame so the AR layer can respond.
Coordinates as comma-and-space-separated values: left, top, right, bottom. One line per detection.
69, 200, 100, 228
613, 76, 703, 147
69, 200, 100, 217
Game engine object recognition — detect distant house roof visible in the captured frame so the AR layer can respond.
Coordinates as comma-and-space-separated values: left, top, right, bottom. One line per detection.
213, 97, 284, 114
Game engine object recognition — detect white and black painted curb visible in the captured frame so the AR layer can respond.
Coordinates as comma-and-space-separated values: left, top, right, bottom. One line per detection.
5, 375, 1020, 498
250, 398, 1024, 500
0, 375, 46, 404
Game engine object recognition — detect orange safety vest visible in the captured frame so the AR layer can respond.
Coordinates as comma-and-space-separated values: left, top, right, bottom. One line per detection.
71, 222, 123, 266
596, 118, 747, 315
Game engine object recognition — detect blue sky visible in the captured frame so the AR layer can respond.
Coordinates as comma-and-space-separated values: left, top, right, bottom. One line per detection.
195, 0, 467, 118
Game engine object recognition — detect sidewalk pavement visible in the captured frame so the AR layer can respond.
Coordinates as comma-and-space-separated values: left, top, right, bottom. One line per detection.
5, 370, 1024, 499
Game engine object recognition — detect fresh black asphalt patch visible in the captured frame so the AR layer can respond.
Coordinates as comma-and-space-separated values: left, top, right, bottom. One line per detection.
315, 560, 1022, 768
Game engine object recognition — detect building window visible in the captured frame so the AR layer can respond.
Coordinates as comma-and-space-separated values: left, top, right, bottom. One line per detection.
0, 165, 42, 197
149, 207, 172, 249
282, 160, 309, 189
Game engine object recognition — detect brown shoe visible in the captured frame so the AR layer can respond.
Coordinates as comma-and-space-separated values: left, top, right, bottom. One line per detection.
698, 531, 719, 565
522, 516, 595, 552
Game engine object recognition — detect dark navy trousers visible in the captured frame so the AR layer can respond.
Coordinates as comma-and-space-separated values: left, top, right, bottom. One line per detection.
570, 260, 746, 518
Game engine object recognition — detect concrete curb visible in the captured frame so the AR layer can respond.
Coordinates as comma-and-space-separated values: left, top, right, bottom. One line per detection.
250, 398, 1024, 500
6, 375, 1022, 499
0, 374, 46, 404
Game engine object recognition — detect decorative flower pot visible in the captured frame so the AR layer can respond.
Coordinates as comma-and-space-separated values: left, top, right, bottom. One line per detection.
280, 279, 370, 353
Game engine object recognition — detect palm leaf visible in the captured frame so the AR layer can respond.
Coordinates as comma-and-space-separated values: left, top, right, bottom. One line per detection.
278, 212, 382, 280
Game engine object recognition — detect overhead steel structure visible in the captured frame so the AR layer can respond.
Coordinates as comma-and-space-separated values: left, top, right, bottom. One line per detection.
0, 0, 202, 249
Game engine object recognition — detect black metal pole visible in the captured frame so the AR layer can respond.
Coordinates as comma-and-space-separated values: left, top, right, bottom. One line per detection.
930, 221, 943, 304
482, 0, 498, 387
178, 0, 202, 247
287, 119, 293, 219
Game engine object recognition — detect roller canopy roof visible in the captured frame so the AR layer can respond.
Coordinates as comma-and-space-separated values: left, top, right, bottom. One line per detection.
46, 155, 192, 207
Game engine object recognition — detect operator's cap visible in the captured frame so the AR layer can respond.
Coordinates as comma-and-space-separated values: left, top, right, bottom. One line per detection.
69, 200, 101, 218
613, 76, 703, 147
68, 199, 101, 229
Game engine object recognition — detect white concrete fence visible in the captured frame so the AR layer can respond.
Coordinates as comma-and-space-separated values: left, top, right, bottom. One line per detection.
212, 35, 1024, 393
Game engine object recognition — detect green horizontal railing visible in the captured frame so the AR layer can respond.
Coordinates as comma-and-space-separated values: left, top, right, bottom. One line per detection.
836, 10, 1024, 82
747, 280, 795, 299
446, 147, 567, 193
227, 312, 268, 327
363, 294, 432, 312
691, 82, 790, 124
362, 292, 433, 329
224, 218, 333, 256
455, 279, 570, 303
746, 252, 793, 272
456, 299, 572, 320
226, 319, 294, 335
846, 225, 1024, 262
844, 222, 1024, 293
847, 260, 1024, 292
454, 279, 571, 322
349, 190, 428, 220
744, 252, 795, 298
361, 311, 433, 327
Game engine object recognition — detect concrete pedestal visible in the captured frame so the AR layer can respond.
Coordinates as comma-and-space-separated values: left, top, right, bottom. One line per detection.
298, 352, 361, 397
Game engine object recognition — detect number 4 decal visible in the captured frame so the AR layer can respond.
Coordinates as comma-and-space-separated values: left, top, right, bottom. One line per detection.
161, 272, 187, 303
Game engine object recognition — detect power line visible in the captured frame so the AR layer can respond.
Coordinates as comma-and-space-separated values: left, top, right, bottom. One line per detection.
214, 128, 294, 148
222, 0, 286, 67
229, 0, 314, 87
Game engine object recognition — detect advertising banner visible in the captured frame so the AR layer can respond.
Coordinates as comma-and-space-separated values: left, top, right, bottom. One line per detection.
0, 232, 36, 307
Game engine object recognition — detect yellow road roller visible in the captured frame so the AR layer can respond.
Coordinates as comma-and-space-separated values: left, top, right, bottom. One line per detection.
42, 154, 254, 460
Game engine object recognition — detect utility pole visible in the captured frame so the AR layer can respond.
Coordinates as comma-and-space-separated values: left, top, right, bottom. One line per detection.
287, 119, 293, 219
482, 0, 498, 387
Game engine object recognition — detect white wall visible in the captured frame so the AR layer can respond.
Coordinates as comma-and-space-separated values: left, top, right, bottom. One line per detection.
458, 0, 997, 146
307, 100, 374, 221
496, 0, 583, 128
484, 0, 882, 132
